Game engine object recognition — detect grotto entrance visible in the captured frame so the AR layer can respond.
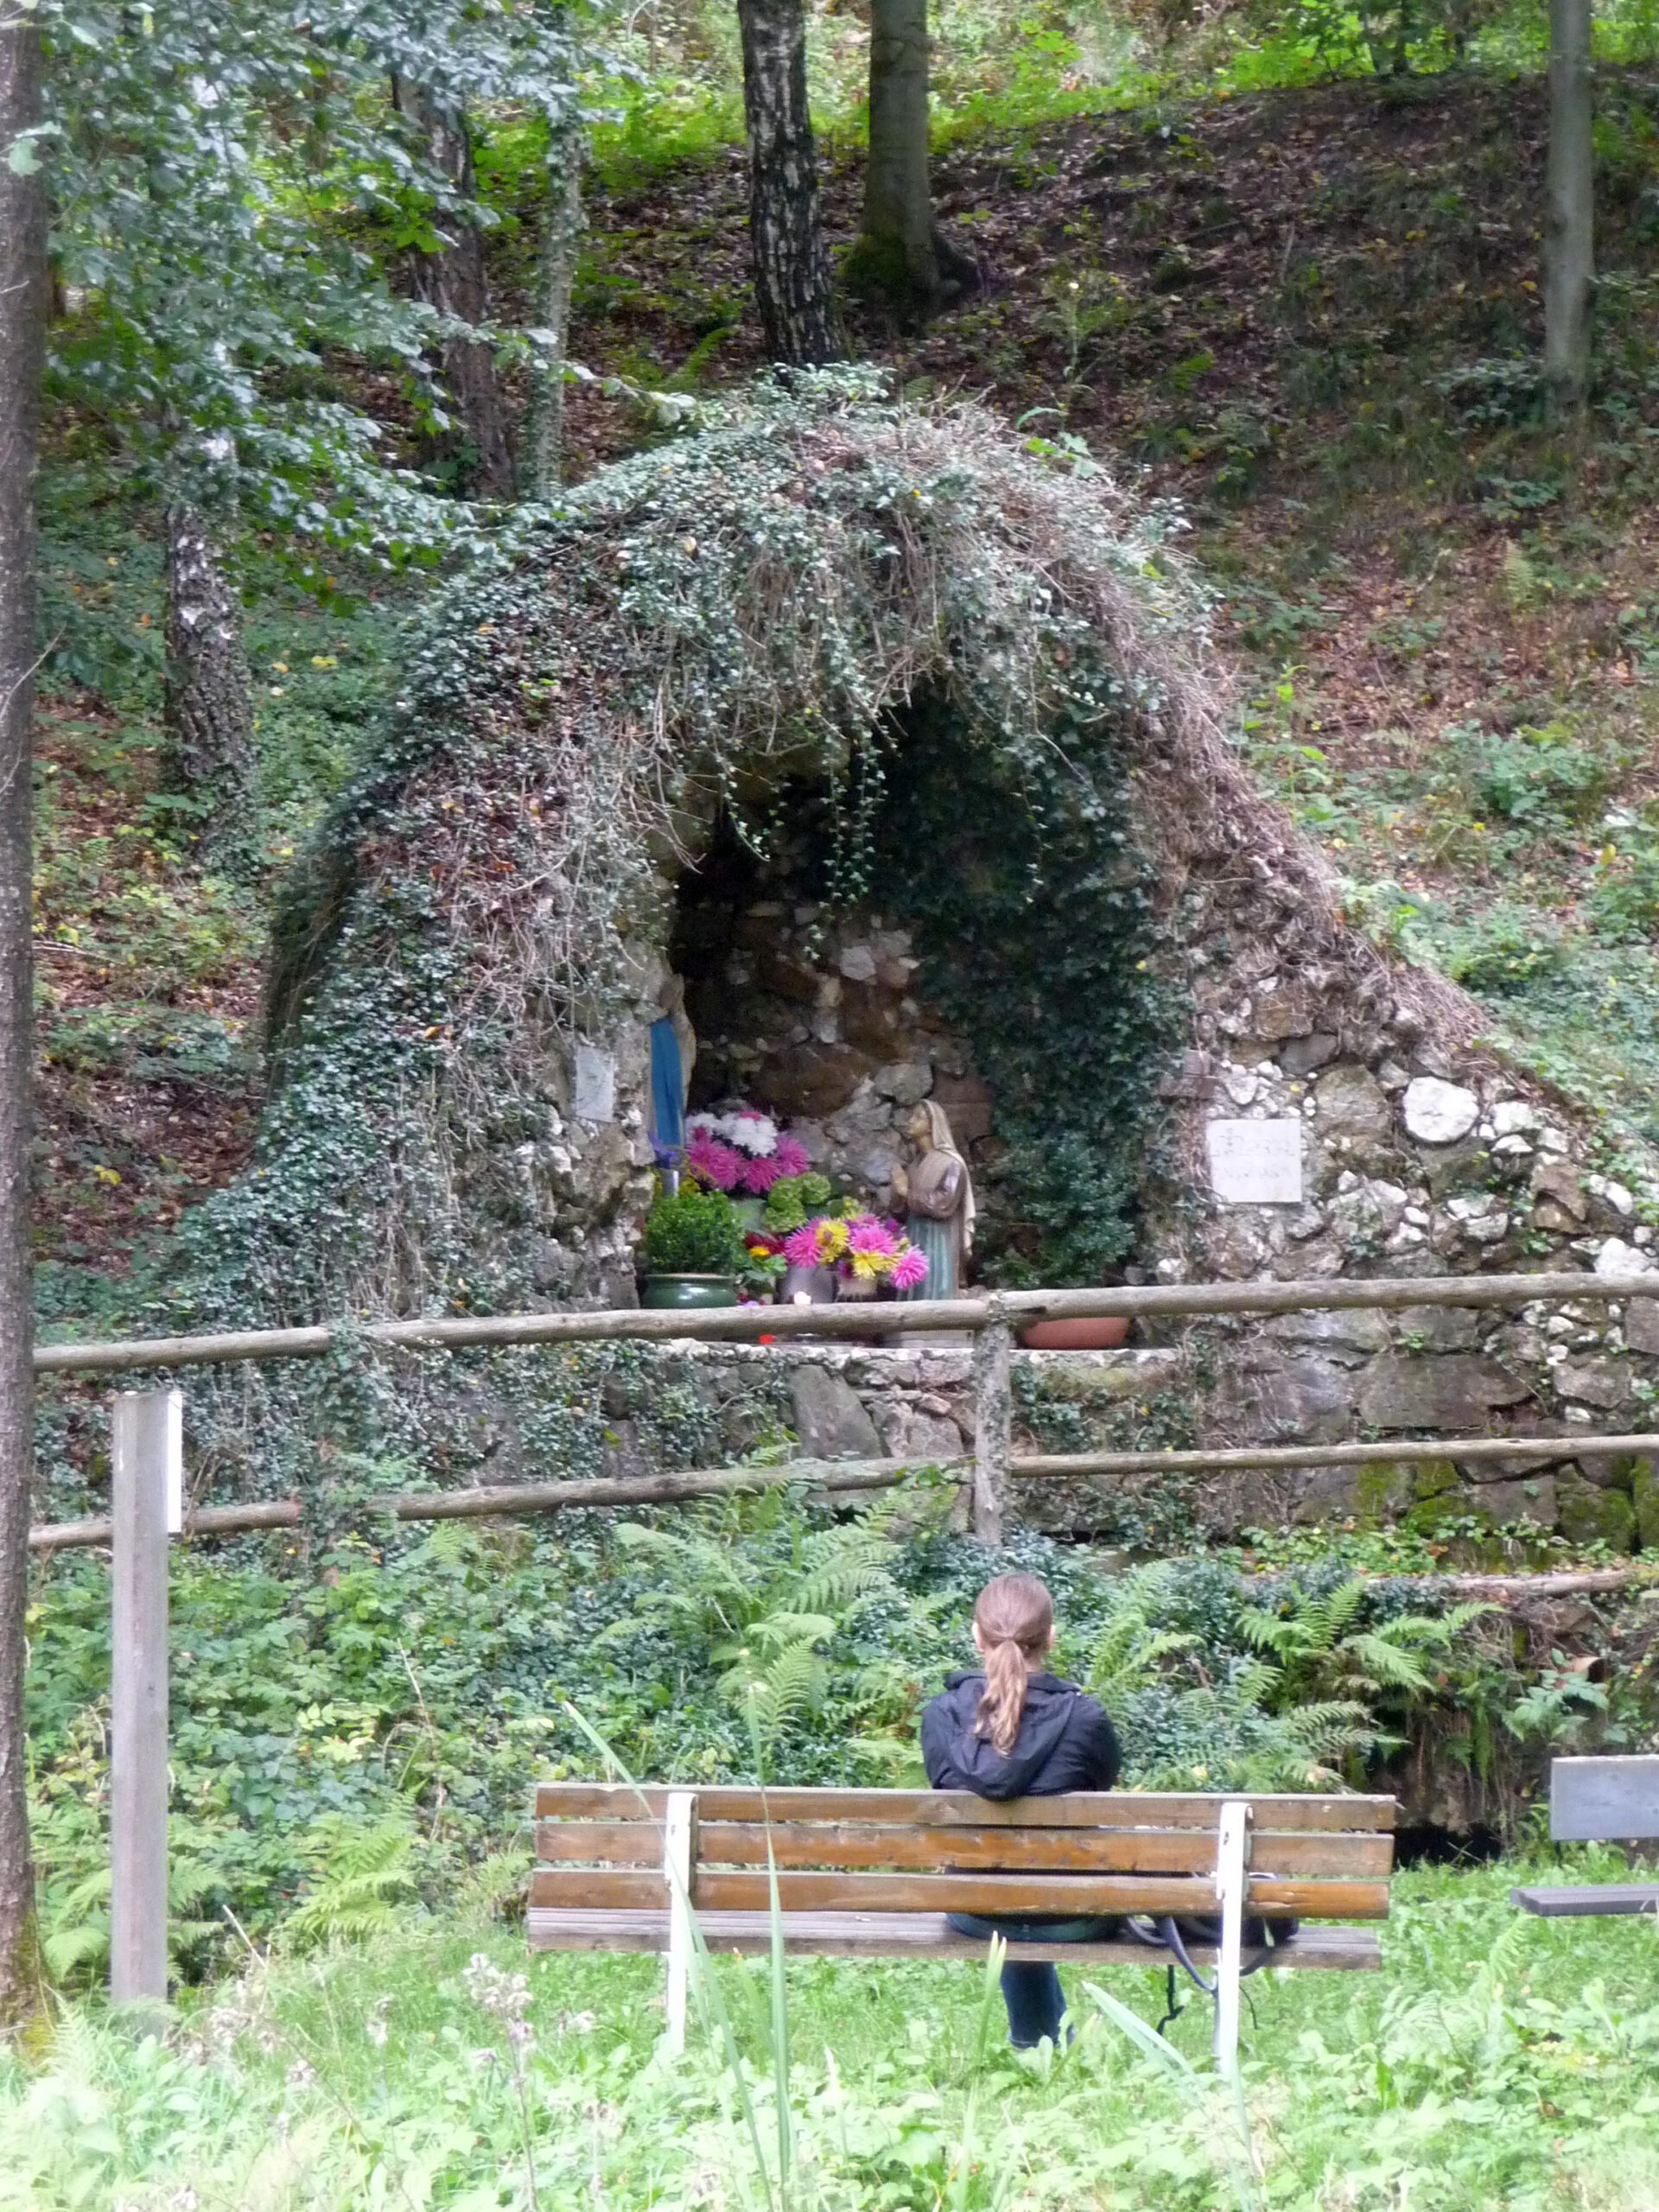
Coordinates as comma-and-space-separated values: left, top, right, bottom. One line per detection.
667, 804, 995, 1227
664, 692, 1174, 1287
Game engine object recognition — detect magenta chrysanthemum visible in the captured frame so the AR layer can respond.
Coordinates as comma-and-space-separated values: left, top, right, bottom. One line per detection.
782, 1224, 821, 1267
684, 1131, 741, 1190
738, 1152, 785, 1193
889, 1247, 928, 1290
847, 1215, 897, 1255
772, 1135, 810, 1178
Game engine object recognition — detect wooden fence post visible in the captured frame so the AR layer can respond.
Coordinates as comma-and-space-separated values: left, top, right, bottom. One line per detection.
110, 1389, 180, 2015
972, 1300, 1011, 1548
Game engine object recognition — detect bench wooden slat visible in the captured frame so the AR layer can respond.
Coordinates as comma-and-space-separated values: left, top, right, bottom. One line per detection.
1510, 1883, 1659, 1917
530, 1865, 1389, 1918
534, 1822, 667, 1867
526, 1906, 1384, 1969
534, 1783, 1395, 1833
536, 1820, 1392, 1878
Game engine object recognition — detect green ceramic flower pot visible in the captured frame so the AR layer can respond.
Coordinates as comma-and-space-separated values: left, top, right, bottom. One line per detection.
639, 1274, 740, 1311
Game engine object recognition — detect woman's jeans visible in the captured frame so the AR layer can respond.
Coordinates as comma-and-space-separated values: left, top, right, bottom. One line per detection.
947, 1912, 1119, 2049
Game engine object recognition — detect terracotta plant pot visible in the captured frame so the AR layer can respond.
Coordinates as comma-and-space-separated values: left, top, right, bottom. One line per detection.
639, 1274, 740, 1311
1017, 1316, 1131, 1351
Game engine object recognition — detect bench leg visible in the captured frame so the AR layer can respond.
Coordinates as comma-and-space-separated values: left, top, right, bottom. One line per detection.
663, 1790, 696, 2055
1212, 1800, 1249, 2076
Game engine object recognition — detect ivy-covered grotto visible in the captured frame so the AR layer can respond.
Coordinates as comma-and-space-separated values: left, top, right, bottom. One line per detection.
150, 375, 1659, 1552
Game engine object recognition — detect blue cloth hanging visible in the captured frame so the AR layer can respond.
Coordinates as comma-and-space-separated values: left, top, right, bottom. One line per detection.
648, 1017, 685, 1154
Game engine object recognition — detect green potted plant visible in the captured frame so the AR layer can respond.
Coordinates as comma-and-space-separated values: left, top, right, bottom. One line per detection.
637, 1185, 749, 1310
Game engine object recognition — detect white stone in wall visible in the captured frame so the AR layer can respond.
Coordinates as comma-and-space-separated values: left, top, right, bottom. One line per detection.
1205, 1117, 1304, 1205
1587, 1173, 1637, 1218
573, 1043, 617, 1122
1402, 1076, 1479, 1145
1492, 1099, 1541, 1136
1595, 1236, 1654, 1275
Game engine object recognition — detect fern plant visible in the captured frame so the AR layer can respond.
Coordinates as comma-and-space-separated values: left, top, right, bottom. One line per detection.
606, 1492, 905, 1763
283, 1814, 419, 1952
1236, 1580, 1495, 1713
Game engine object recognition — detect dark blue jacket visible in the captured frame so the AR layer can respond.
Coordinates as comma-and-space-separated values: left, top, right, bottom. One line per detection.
920, 1670, 1121, 1801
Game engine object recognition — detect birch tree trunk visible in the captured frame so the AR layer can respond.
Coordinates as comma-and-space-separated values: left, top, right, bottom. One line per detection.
736, 0, 840, 365
522, 115, 585, 501
0, 0, 45, 2031
162, 506, 257, 870
393, 83, 516, 498
1544, 0, 1594, 410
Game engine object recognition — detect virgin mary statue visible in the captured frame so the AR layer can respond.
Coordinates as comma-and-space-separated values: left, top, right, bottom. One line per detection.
890, 1101, 976, 1300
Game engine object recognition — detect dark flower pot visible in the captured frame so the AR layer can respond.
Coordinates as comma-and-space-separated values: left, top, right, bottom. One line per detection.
640, 1274, 740, 1311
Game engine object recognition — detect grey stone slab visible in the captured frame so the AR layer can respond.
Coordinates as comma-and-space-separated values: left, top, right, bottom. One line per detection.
788, 1368, 883, 1459
1357, 1353, 1532, 1430
1625, 1299, 1659, 1357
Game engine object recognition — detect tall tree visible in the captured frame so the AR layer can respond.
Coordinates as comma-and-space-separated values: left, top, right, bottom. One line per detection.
391, 82, 517, 499
523, 108, 585, 499
851, 0, 973, 322
162, 499, 257, 867
1543, 0, 1594, 409
0, 0, 46, 2030
736, 0, 839, 365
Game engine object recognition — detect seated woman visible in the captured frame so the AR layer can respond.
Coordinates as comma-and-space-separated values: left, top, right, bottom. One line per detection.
920, 1572, 1121, 2050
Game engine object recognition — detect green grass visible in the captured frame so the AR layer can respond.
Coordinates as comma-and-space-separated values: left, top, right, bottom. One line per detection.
7, 1861, 1659, 2209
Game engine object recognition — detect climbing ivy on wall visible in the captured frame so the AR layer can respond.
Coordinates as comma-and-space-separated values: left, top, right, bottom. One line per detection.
874, 691, 1178, 1287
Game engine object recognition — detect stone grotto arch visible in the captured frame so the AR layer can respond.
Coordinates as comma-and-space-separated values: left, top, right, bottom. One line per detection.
170, 374, 1659, 1549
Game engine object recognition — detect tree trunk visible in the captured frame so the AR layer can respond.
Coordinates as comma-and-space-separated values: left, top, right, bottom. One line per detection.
1543, 0, 1594, 410
0, 3, 46, 2031
851, 0, 976, 321
522, 114, 585, 500
859, 0, 938, 311
736, 0, 839, 365
162, 506, 257, 871
393, 83, 516, 498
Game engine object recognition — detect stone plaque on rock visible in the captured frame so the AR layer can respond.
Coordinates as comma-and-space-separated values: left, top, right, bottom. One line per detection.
1205, 1117, 1304, 1205
573, 1042, 616, 1123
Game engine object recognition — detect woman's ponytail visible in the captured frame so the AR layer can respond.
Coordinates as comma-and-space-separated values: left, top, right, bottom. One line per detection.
970, 1573, 1054, 1757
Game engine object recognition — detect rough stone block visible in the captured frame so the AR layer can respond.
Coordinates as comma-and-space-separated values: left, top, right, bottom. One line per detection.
1392, 1305, 1479, 1352
1556, 1472, 1637, 1552
1357, 1354, 1532, 1430
1313, 1063, 1395, 1145
789, 1367, 882, 1459
873, 1060, 932, 1105
1553, 1357, 1631, 1410
1408, 1475, 1556, 1532
892, 1410, 965, 1463
1221, 1353, 1356, 1441
1624, 1299, 1659, 1357
1261, 1306, 1391, 1356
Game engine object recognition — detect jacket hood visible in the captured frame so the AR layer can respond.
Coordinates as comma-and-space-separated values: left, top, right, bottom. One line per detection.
935, 1670, 1084, 1800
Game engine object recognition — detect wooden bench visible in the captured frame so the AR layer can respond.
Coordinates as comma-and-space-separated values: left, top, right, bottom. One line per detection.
1511, 1755, 1659, 1919
529, 1783, 1398, 2069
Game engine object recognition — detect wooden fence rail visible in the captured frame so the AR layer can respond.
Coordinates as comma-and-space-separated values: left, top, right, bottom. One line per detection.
31, 1269, 1659, 1376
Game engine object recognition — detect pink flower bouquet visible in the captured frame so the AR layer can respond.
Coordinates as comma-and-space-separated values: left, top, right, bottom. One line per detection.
782, 1212, 927, 1292
684, 1108, 812, 1196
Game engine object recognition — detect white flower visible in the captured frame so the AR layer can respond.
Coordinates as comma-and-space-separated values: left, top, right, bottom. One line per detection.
724, 1111, 778, 1157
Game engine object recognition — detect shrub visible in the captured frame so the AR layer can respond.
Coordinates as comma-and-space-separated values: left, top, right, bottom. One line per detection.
639, 1185, 748, 1276
1450, 721, 1612, 833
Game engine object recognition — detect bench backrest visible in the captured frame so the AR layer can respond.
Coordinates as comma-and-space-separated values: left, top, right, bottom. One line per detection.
532, 1784, 1396, 1921
1551, 1755, 1659, 1841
